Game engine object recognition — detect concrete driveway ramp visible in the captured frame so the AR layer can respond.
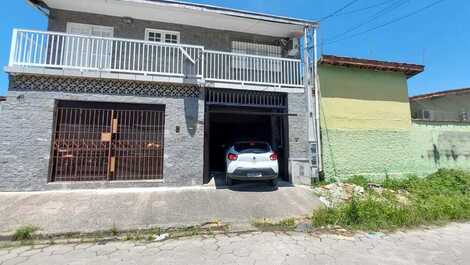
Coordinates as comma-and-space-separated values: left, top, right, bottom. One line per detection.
0, 182, 322, 234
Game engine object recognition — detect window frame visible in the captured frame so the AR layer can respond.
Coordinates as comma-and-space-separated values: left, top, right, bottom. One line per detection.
145, 28, 180, 44
66, 22, 114, 37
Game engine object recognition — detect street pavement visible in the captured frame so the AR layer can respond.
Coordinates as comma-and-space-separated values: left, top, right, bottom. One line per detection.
1, 222, 469, 265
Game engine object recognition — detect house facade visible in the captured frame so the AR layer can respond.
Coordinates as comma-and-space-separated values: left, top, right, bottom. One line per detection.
318, 55, 470, 179
0, 0, 320, 191
410, 88, 470, 122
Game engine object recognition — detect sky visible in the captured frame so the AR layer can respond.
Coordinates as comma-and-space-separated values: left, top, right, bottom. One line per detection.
0, 0, 468, 96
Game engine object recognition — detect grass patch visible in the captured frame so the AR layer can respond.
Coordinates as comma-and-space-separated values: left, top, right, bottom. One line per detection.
12, 226, 38, 241
253, 218, 297, 231
312, 169, 470, 231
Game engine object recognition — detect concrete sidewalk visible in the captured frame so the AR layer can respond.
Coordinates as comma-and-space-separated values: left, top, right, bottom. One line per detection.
0, 182, 322, 235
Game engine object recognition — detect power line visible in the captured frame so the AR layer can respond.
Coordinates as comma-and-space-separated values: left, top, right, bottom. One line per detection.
323, 0, 447, 46
325, 0, 410, 42
331, 0, 391, 17
318, 0, 361, 22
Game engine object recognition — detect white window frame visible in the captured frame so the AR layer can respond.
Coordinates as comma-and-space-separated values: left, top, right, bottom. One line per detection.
145, 28, 180, 44
231, 41, 282, 58
231, 41, 282, 71
66, 22, 114, 37
65, 23, 114, 69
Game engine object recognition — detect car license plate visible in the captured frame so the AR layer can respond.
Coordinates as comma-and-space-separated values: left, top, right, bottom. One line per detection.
247, 172, 262, 177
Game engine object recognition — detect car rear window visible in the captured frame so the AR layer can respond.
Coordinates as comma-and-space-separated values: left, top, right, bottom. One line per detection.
234, 142, 270, 154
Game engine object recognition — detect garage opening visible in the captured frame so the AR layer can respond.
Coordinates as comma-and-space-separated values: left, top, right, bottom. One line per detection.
203, 89, 290, 184
49, 100, 165, 182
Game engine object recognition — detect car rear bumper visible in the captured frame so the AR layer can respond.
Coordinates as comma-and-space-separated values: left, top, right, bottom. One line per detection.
227, 168, 277, 181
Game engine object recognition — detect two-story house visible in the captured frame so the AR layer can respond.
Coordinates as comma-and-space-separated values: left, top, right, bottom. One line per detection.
1, 0, 320, 191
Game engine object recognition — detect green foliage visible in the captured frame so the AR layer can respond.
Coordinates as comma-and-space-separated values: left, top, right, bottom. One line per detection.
253, 218, 297, 231
110, 225, 118, 236
12, 226, 38, 241
345, 176, 369, 188
312, 169, 470, 231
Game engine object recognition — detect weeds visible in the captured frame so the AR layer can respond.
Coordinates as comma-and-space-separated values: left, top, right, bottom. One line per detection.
110, 225, 119, 236
12, 226, 38, 241
312, 169, 470, 231
253, 218, 297, 231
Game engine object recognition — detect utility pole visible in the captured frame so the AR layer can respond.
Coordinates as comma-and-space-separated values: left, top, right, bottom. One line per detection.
303, 25, 320, 183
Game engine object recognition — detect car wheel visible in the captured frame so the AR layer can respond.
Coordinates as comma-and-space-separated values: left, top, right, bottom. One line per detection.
271, 178, 278, 187
226, 176, 232, 186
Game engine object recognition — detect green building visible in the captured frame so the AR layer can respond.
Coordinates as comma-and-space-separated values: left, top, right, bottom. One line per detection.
318, 55, 470, 180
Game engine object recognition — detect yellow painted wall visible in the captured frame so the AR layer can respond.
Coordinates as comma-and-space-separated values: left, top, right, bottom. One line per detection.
319, 64, 412, 129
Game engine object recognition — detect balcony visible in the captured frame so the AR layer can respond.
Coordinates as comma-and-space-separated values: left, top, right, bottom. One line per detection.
7, 29, 303, 92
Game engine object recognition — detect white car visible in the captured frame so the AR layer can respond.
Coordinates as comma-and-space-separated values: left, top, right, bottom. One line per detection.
225, 141, 279, 187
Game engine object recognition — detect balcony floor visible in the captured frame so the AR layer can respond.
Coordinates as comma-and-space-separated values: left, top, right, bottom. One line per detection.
5, 65, 305, 93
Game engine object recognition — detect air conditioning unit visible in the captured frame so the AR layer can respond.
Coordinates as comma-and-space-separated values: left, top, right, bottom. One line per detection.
459, 112, 470, 122
421, 110, 432, 120
287, 38, 300, 57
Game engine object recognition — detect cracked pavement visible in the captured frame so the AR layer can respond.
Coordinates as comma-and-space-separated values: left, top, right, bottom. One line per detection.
1, 223, 469, 265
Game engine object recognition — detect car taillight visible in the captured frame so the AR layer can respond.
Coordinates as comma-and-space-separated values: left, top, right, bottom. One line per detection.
270, 152, 278, 161
227, 153, 238, 161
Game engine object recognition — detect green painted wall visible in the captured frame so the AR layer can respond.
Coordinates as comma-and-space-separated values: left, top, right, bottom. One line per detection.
319, 64, 411, 130
319, 64, 470, 180
322, 122, 470, 179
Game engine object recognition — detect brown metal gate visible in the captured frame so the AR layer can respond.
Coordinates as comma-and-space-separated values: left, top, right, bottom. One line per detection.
50, 101, 165, 182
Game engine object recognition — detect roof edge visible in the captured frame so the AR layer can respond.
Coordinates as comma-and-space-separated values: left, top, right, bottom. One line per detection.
410, 87, 470, 101
319, 55, 424, 78
124, 0, 319, 27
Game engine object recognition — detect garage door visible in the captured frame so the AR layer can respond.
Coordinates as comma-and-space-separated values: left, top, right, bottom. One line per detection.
50, 101, 165, 182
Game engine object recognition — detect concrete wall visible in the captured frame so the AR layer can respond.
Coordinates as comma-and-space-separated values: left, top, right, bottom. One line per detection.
411, 93, 470, 121
319, 64, 412, 130
0, 75, 205, 191
48, 9, 292, 56
322, 122, 470, 179
319, 64, 470, 179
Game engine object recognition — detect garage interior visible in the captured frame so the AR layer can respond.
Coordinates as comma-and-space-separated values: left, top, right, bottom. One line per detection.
203, 89, 290, 185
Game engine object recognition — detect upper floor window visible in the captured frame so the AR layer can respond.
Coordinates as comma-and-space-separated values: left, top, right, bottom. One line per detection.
232, 41, 281, 58
66, 22, 114, 38
145, 29, 180, 44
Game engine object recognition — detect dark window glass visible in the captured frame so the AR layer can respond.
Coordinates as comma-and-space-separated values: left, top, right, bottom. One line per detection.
234, 142, 270, 154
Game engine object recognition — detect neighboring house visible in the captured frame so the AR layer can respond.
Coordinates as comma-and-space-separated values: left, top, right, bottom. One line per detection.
318, 55, 470, 179
1, 0, 320, 191
410, 88, 470, 122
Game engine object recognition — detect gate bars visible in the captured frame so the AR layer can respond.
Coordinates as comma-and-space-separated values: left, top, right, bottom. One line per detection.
50, 102, 165, 182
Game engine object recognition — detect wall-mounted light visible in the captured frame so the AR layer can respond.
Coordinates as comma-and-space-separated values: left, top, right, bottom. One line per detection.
122, 17, 134, 24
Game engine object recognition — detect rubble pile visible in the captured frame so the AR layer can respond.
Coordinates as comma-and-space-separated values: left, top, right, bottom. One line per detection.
313, 182, 365, 208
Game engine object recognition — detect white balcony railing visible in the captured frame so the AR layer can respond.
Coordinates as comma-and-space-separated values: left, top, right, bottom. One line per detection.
9, 29, 302, 88
204, 50, 302, 87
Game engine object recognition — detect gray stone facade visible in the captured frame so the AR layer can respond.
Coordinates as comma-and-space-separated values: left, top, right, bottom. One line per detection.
0, 75, 205, 191
48, 9, 296, 57
287, 93, 309, 160
0, 74, 310, 191
0, 9, 311, 191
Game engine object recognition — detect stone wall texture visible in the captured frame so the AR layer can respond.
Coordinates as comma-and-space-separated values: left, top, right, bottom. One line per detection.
0, 75, 205, 191
322, 121, 470, 180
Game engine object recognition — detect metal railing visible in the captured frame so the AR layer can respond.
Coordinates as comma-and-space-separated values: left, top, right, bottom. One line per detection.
204, 50, 303, 87
9, 29, 302, 88
10, 29, 204, 78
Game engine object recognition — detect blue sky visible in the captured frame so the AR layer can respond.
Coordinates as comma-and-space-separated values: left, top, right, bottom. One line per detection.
0, 0, 468, 96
